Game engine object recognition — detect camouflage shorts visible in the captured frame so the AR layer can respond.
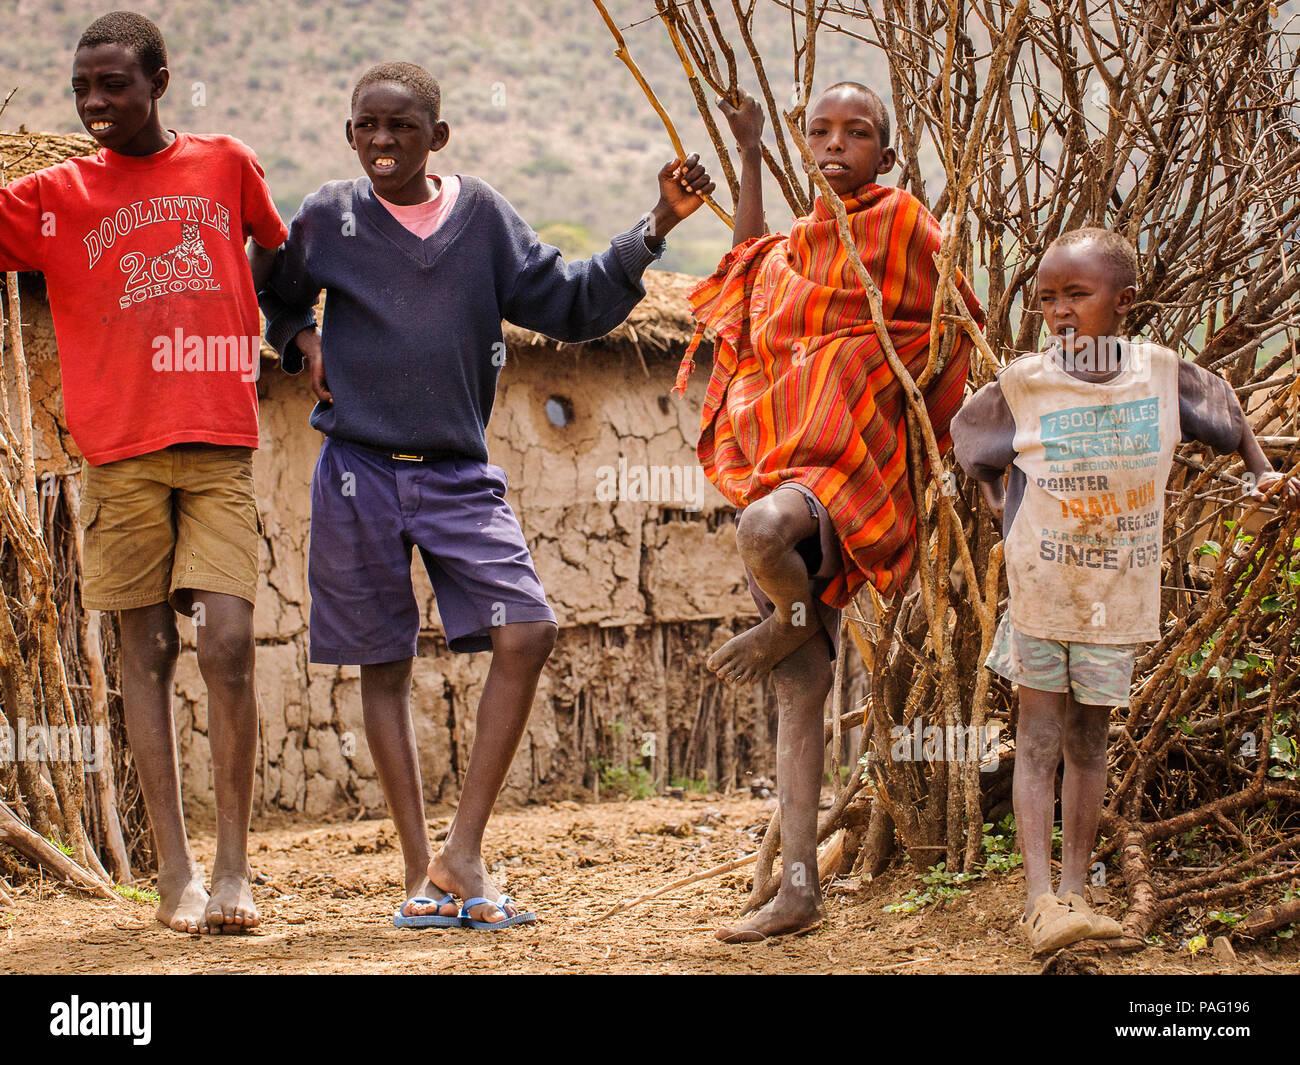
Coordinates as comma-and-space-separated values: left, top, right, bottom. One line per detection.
985, 614, 1138, 706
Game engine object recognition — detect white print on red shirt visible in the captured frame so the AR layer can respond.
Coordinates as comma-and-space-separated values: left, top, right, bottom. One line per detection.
79, 196, 233, 310
117, 222, 219, 309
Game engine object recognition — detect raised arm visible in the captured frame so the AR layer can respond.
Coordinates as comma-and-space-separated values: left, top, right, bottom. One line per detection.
501, 157, 713, 342
717, 93, 766, 247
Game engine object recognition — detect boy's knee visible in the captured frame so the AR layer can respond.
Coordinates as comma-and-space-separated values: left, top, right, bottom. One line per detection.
493, 621, 557, 669
360, 658, 414, 696
122, 616, 181, 674
1063, 709, 1109, 767
806, 660, 834, 704
775, 642, 834, 703
735, 498, 802, 571
196, 627, 255, 689
1015, 722, 1062, 771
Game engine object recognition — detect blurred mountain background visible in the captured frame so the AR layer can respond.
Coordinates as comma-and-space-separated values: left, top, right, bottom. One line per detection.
0, 0, 890, 276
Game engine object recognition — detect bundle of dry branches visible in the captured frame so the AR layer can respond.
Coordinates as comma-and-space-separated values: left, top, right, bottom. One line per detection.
609, 0, 1300, 942
0, 116, 134, 903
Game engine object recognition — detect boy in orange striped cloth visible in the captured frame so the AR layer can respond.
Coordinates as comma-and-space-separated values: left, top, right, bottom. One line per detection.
675, 85, 983, 941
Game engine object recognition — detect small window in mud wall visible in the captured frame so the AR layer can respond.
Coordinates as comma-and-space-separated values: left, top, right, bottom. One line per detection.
545, 395, 574, 428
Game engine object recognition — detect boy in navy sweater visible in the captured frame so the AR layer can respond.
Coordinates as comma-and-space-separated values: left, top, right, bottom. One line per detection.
261, 62, 714, 928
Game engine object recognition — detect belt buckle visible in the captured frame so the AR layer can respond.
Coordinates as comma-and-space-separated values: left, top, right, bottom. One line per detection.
390, 452, 424, 462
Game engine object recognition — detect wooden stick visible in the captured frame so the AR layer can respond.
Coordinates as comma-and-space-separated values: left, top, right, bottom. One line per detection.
590, 0, 734, 228
595, 850, 759, 920
1239, 898, 1300, 939
3, 269, 39, 537
63, 474, 130, 880
0, 798, 119, 902
595, 823, 848, 923
829, 616, 846, 787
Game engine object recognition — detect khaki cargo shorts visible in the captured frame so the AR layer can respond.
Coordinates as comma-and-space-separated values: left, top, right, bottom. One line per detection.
79, 444, 261, 613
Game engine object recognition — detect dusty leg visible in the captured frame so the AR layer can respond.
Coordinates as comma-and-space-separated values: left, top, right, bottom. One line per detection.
1012, 686, 1066, 916
708, 491, 821, 684
360, 658, 455, 920
193, 592, 259, 933
716, 631, 832, 942
428, 621, 557, 923
1058, 697, 1110, 899
118, 603, 209, 934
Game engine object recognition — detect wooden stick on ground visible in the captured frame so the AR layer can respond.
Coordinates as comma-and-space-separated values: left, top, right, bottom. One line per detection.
0, 798, 120, 903
595, 850, 759, 921
594, 826, 848, 923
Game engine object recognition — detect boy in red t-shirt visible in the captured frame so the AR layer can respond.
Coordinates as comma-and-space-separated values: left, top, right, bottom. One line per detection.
0, 12, 286, 934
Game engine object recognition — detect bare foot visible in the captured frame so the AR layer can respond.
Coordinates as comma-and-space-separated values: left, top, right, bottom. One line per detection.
206, 872, 259, 934
707, 615, 818, 685
398, 876, 459, 920
427, 849, 521, 925
715, 892, 825, 943
155, 866, 210, 935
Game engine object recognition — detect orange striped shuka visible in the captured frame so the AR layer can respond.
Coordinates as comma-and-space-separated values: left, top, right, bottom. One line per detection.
674, 183, 984, 607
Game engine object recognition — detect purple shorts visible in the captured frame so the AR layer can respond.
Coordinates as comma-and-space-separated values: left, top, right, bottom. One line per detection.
308, 438, 556, 663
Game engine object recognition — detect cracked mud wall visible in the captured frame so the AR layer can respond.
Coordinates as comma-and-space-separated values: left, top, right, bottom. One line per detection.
17, 286, 866, 815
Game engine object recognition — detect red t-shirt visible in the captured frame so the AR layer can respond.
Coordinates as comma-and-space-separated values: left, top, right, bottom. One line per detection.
0, 132, 287, 465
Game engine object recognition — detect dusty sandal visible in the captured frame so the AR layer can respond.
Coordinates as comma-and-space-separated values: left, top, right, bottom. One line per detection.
1022, 892, 1092, 954
1060, 891, 1123, 940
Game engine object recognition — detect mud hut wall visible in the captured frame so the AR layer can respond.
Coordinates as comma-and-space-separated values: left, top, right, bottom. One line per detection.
243, 344, 784, 813
16, 295, 800, 813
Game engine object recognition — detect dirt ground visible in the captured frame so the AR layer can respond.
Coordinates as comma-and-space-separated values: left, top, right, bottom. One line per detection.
2, 792, 1296, 975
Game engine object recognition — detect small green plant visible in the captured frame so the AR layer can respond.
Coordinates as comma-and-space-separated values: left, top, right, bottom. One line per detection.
884, 862, 976, 914
114, 884, 161, 905
669, 775, 711, 795
1175, 826, 1206, 863
981, 817, 1024, 875
1271, 887, 1299, 941
1207, 908, 1243, 928
884, 821, 1025, 914
44, 836, 73, 857
591, 759, 656, 800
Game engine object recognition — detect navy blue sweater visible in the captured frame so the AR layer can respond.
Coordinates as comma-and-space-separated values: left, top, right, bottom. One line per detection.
259, 175, 664, 460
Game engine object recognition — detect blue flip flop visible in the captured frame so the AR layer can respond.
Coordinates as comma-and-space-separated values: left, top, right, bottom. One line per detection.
393, 893, 461, 929
459, 894, 537, 930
